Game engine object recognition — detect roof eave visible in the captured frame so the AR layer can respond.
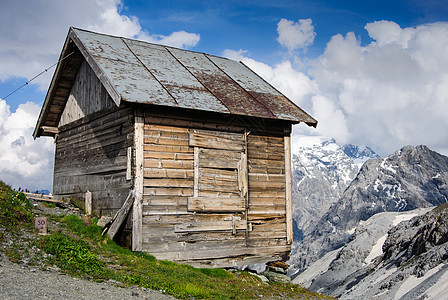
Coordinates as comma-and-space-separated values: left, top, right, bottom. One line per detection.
34, 27, 122, 139
33, 29, 74, 139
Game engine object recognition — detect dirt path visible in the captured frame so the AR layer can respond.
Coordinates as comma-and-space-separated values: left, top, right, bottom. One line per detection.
0, 254, 175, 300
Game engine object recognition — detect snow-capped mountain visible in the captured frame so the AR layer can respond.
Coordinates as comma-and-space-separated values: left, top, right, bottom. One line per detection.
291, 136, 378, 238
289, 145, 448, 277
295, 204, 448, 300
292, 207, 432, 297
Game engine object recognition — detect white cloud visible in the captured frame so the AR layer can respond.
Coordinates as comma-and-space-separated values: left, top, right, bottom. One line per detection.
0, 0, 200, 91
277, 18, 316, 52
223, 49, 316, 108
226, 20, 448, 157
141, 31, 201, 48
0, 0, 201, 191
0, 99, 54, 191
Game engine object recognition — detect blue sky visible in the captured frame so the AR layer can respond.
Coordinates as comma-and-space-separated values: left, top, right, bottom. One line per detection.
1, 0, 448, 190
3, 0, 448, 110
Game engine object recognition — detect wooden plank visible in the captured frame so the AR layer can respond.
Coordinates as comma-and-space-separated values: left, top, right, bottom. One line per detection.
133, 115, 144, 251
187, 197, 245, 212
189, 132, 244, 151
144, 129, 189, 139
194, 147, 199, 197
143, 178, 193, 188
284, 135, 293, 244
144, 136, 189, 146
126, 147, 132, 180
144, 124, 189, 133
23, 192, 67, 204
143, 196, 187, 206
144, 144, 192, 153
174, 217, 246, 233
143, 168, 193, 179
106, 189, 134, 240
144, 187, 193, 197
143, 159, 194, 169
145, 244, 291, 261
198, 148, 240, 169
239, 152, 248, 198
144, 151, 193, 160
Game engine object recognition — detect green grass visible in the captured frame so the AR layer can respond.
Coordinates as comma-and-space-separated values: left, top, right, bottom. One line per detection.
0, 181, 33, 233
0, 180, 332, 299
37, 214, 332, 299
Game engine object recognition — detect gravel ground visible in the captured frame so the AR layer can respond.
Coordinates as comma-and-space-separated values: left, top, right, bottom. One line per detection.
0, 254, 175, 300
0, 199, 176, 300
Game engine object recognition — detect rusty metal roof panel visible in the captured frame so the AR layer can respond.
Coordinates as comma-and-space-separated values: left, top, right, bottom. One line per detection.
208, 55, 317, 124
74, 29, 176, 106
123, 39, 229, 113
69, 28, 317, 124
167, 47, 275, 119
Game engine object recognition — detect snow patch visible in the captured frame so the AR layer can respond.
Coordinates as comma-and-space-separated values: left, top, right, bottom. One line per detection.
292, 248, 340, 288
425, 266, 448, 300
364, 234, 387, 265
347, 227, 356, 235
394, 264, 444, 300
392, 213, 418, 226
381, 159, 397, 174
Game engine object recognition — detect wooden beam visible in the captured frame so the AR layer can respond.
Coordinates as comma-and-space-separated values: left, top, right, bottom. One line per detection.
189, 132, 245, 151
284, 135, 293, 244
133, 115, 144, 251
126, 147, 132, 180
41, 126, 59, 135
106, 189, 134, 240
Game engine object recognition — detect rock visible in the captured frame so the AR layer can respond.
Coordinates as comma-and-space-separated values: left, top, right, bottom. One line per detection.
252, 273, 269, 284
290, 145, 448, 276
261, 271, 291, 284
266, 266, 287, 274
244, 263, 266, 274
97, 216, 113, 228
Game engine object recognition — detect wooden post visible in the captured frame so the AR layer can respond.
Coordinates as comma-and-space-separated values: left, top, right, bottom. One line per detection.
193, 146, 199, 197
133, 115, 144, 251
284, 135, 293, 244
85, 191, 92, 215
243, 131, 249, 245
126, 147, 132, 181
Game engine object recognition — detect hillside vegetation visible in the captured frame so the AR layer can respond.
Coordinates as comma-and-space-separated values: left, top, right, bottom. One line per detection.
0, 180, 331, 299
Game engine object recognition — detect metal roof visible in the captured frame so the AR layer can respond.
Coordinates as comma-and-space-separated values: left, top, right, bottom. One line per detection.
34, 27, 317, 137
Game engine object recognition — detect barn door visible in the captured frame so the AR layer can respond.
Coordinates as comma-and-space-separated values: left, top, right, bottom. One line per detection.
179, 129, 248, 235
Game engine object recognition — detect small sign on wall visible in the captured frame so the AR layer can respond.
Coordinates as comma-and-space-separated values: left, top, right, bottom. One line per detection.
34, 217, 48, 234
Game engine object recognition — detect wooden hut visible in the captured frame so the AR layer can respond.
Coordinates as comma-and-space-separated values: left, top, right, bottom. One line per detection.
34, 27, 317, 267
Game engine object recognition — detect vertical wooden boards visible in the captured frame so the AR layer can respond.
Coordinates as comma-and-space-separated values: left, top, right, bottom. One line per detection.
133, 115, 144, 251
59, 60, 114, 127
284, 136, 293, 244
246, 134, 288, 249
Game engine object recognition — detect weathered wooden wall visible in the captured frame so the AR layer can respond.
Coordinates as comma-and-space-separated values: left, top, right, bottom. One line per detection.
137, 106, 291, 267
54, 105, 134, 216
59, 60, 114, 127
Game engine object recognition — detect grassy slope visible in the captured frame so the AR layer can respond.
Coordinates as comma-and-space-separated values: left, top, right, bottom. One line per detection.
0, 180, 332, 299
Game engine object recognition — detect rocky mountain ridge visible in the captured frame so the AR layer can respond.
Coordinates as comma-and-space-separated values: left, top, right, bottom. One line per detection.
289, 145, 448, 277
293, 203, 448, 299
291, 136, 378, 239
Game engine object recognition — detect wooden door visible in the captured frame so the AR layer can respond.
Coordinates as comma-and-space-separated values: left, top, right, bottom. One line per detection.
175, 129, 249, 236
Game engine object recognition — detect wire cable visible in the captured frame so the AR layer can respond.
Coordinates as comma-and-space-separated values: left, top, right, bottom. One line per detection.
2, 51, 75, 100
